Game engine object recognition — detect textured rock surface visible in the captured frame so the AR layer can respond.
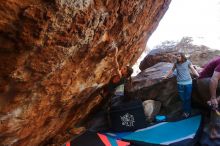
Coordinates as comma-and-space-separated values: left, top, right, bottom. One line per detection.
0, 0, 171, 145
127, 62, 182, 115
140, 42, 220, 71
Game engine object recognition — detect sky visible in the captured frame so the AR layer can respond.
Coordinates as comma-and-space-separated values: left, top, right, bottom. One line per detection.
147, 0, 220, 50
133, 0, 220, 75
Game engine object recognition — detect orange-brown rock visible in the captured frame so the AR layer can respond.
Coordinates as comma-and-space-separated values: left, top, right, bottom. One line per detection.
0, 0, 171, 145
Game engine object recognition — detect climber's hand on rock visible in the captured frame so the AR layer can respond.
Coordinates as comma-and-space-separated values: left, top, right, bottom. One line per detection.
108, 42, 118, 57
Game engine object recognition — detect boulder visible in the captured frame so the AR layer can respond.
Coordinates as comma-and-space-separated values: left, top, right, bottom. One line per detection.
142, 100, 161, 121
134, 62, 208, 117
127, 62, 182, 116
140, 40, 220, 71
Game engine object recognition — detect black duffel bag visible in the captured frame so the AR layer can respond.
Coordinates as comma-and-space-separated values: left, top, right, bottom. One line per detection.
109, 100, 147, 132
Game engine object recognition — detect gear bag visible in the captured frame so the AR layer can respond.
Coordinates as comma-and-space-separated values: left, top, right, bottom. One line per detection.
109, 100, 147, 132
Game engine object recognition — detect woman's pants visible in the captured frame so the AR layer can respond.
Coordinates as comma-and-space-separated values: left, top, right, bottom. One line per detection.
177, 83, 192, 114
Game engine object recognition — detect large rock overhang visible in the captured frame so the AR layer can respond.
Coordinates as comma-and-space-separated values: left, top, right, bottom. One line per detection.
0, 0, 171, 145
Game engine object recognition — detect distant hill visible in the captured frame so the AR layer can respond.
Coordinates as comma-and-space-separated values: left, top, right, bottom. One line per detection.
140, 37, 220, 71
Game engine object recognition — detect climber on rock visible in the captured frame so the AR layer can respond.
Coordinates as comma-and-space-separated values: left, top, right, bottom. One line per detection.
101, 44, 133, 104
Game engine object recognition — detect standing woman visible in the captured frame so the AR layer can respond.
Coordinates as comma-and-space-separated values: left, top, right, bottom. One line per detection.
164, 53, 199, 118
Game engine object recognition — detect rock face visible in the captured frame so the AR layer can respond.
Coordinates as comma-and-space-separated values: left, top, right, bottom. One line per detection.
139, 52, 176, 70
0, 0, 171, 145
127, 62, 182, 116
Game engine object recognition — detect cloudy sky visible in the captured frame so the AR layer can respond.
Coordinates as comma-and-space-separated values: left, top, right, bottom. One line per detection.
148, 0, 220, 50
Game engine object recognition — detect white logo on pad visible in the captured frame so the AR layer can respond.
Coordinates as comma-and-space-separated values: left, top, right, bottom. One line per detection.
120, 113, 135, 127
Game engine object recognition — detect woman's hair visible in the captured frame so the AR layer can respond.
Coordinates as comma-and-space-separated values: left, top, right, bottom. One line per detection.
177, 52, 187, 63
